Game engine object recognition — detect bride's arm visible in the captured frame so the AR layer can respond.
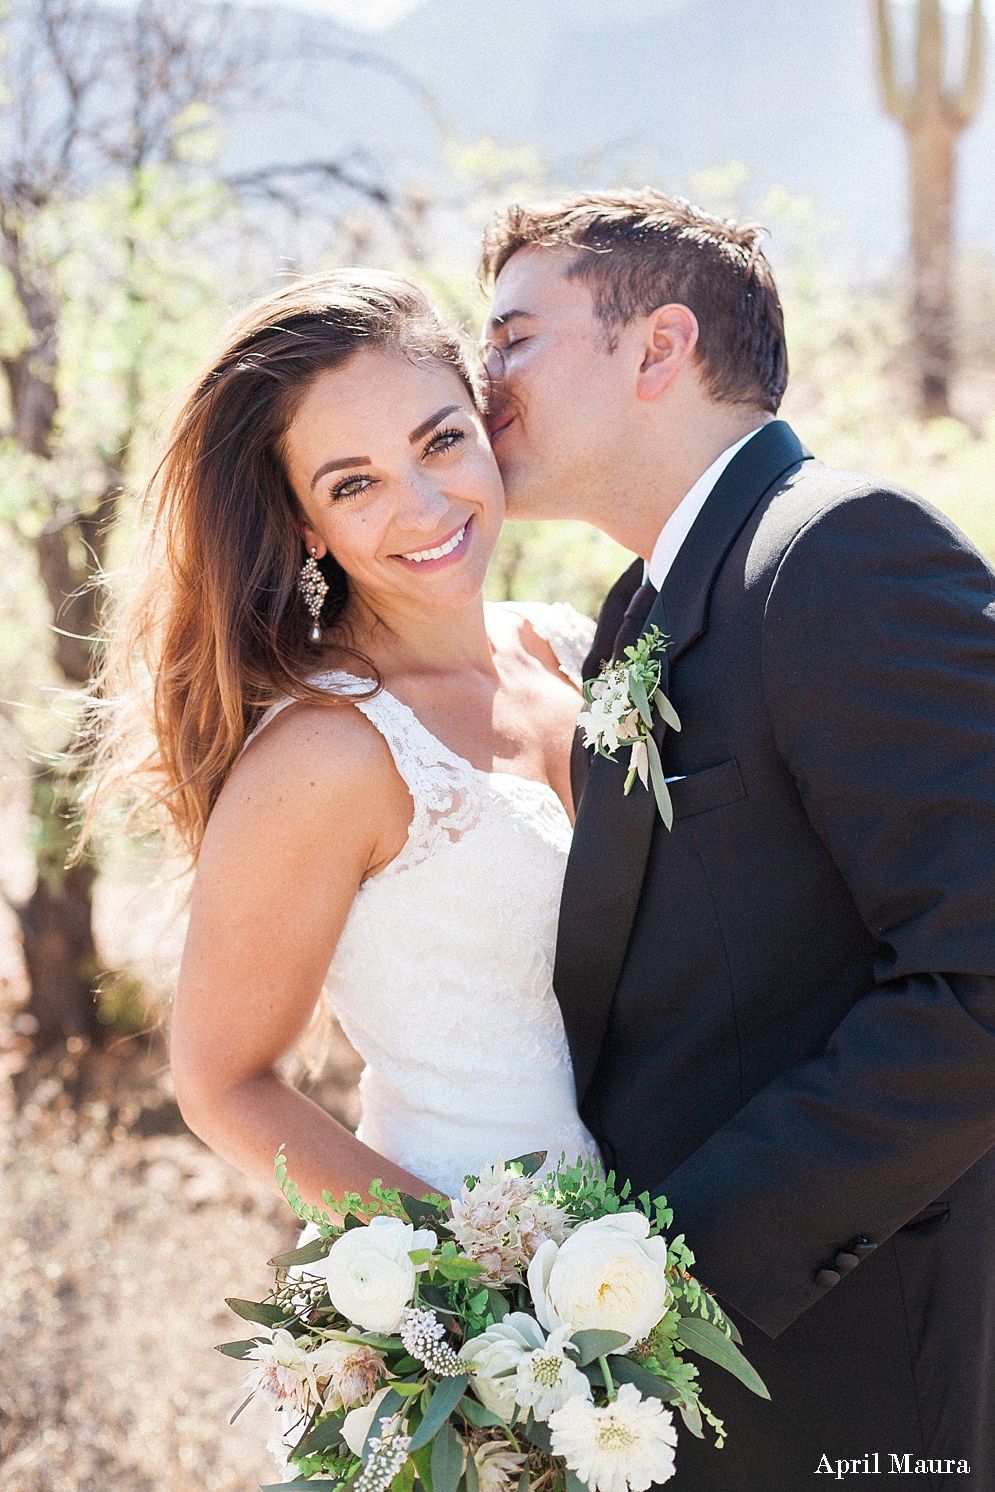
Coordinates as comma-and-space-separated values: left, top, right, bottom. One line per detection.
170, 700, 431, 1208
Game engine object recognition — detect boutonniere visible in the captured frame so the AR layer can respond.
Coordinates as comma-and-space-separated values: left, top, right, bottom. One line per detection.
577, 625, 682, 828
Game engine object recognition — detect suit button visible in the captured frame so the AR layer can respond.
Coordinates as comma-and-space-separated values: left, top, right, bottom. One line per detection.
834, 1251, 859, 1275
815, 1268, 841, 1288
852, 1237, 876, 1258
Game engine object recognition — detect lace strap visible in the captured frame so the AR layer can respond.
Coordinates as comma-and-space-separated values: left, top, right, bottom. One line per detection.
500, 601, 596, 688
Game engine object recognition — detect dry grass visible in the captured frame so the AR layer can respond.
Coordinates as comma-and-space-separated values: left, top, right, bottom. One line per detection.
0, 834, 364, 1492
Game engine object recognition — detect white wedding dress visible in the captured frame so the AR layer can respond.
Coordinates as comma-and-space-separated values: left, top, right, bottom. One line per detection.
250, 601, 598, 1198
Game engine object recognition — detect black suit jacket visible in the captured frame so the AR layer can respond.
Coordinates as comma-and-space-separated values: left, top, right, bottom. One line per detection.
554, 422, 995, 1484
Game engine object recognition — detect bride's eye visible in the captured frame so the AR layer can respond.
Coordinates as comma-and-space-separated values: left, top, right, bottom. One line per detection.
423, 426, 466, 457
331, 473, 376, 501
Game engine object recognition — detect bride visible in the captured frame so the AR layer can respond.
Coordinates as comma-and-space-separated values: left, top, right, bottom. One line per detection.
102, 270, 598, 1203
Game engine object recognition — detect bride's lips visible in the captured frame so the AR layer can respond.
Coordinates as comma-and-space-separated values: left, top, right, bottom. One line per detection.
392, 517, 473, 572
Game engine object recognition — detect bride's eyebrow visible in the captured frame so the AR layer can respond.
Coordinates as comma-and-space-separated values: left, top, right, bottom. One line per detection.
409, 404, 461, 443
310, 454, 369, 490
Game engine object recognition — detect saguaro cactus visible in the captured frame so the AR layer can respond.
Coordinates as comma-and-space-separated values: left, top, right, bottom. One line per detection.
872, 0, 985, 418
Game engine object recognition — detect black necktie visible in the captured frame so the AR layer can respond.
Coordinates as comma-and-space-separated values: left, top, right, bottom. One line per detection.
612, 577, 658, 659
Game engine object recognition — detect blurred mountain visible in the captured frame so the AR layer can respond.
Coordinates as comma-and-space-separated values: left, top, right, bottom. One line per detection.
228, 0, 995, 261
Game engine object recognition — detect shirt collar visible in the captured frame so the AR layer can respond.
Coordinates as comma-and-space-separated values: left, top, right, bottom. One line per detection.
645, 426, 765, 591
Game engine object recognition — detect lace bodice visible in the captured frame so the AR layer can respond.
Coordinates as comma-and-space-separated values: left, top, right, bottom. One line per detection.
248, 602, 598, 1197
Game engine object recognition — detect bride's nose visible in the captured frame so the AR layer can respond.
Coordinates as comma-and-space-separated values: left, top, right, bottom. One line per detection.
393, 474, 451, 533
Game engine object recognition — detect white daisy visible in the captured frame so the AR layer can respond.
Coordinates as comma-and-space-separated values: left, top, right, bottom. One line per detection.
548, 1382, 678, 1492
514, 1326, 592, 1422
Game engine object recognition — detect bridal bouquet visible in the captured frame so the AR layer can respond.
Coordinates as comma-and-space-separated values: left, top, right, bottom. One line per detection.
219, 1153, 769, 1491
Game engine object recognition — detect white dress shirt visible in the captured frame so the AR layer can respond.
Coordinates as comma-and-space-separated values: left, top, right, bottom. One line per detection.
645, 426, 765, 591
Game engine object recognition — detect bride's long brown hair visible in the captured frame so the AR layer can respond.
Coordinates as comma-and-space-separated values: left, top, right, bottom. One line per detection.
88, 271, 479, 860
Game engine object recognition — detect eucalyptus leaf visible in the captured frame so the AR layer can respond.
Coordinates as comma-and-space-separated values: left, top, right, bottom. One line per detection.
653, 689, 682, 732
362, 1387, 406, 1462
520, 1414, 552, 1454
570, 1329, 629, 1366
411, 1441, 434, 1492
215, 1339, 261, 1359
485, 1289, 509, 1322
435, 1258, 487, 1281
394, 1458, 416, 1492
294, 1411, 347, 1458
402, 1194, 448, 1229
260, 1482, 343, 1490
225, 1298, 290, 1328
679, 1399, 705, 1439
608, 1355, 682, 1404
506, 1152, 546, 1177
459, 1396, 508, 1429
407, 1375, 469, 1452
230, 1391, 255, 1425
646, 735, 674, 830
628, 668, 655, 730
565, 1472, 588, 1492
431, 1421, 464, 1492
465, 1442, 479, 1492
269, 1236, 330, 1268
676, 1317, 770, 1400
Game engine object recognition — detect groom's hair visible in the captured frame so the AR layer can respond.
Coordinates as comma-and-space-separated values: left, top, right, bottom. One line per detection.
480, 189, 787, 413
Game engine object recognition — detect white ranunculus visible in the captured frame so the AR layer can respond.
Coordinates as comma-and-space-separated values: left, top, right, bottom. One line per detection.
527, 1213, 671, 1351
322, 1217, 436, 1334
458, 1312, 546, 1422
341, 1385, 394, 1457
549, 1382, 678, 1492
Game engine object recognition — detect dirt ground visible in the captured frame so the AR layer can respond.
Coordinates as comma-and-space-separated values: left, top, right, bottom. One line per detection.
0, 802, 364, 1492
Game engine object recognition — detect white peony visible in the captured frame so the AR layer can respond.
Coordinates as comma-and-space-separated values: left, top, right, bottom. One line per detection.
548, 1382, 678, 1492
458, 1312, 546, 1422
527, 1213, 671, 1351
341, 1385, 395, 1457
515, 1325, 593, 1422
322, 1217, 436, 1334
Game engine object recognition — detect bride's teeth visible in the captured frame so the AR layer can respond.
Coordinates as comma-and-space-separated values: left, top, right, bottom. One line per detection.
406, 524, 466, 563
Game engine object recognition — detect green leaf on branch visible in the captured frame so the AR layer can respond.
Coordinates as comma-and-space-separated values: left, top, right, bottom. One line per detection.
393, 1456, 416, 1492
506, 1152, 546, 1177
362, 1387, 406, 1461
403, 1194, 449, 1229
646, 736, 674, 830
652, 689, 682, 732
679, 1398, 705, 1439
484, 1289, 509, 1321
459, 1396, 507, 1428
676, 1317, 770, 1399
628, 668, 655, 730
570, 1329, 629, 1365
608, 1355, 682, 1403
216, 1339, 261, 1359
226, 1298, 290, 1328
294, 1412, 347, 1458
407, 1375, 469, 1452
435, 1258, 487, 1281
430, 1421, 464, 1492
260, 1482, 344, 1490
411, 1441, 434, 1492
269, 1237, 330, 1268
565, 1472, 588, 1492
520, 1413, 552, 1454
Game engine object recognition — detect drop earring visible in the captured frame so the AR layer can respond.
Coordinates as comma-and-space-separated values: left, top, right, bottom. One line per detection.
299, 547, 328, 643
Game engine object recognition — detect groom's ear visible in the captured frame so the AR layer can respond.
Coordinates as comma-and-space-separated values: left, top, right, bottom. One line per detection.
635, 304, 699, 402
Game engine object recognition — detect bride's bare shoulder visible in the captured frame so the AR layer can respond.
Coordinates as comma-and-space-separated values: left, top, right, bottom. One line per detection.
213, 693, 405, 839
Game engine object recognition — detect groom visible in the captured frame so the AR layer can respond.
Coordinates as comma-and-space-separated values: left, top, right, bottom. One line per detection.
480, 191, 995, 1489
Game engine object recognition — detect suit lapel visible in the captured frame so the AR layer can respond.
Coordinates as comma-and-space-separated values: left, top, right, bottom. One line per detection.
554, 422, 811, 1103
